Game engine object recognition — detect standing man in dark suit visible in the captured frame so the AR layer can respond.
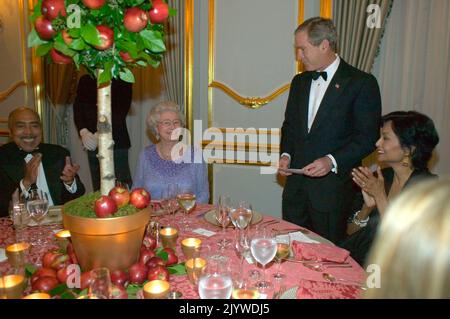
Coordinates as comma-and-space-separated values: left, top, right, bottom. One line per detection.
73, 74, 133, 191
0, 107, 85, 217
279, 17, 382, 243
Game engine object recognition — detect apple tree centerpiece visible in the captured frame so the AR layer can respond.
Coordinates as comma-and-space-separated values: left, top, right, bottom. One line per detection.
28, 0, 175, 195
27, 0, 176, 272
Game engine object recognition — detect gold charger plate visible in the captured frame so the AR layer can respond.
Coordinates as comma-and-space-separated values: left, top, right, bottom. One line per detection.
203, 210, 263, 227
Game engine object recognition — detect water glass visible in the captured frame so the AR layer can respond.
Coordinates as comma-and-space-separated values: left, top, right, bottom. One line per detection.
89, 268, 112, 299
26, 189, 49, 246
250, 227, 277, 292
198, 255, 233, 299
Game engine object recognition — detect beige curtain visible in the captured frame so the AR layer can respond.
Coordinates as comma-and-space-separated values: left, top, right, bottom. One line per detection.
43, 63, 77, 146
162, 0, 185, 111
372, 0, 450, 177
333, 0, 393, 72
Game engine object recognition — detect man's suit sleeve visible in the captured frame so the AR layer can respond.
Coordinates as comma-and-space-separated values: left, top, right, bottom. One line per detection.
331, 74, 382, 173
73, 75, 96, 134
281, 75, 300, 157
0, 168, 19, 217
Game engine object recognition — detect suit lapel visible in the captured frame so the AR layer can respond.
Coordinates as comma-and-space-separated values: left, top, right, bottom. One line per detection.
298, 76, 312, 137
309, 61, 351, 134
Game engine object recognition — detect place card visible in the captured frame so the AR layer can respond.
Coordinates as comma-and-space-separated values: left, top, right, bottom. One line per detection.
192, 228, 216, 237
282, 231, 319, 244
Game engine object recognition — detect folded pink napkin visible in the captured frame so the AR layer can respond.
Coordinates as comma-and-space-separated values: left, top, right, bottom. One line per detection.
296, 279, 362, 299
292, 241, 350, 263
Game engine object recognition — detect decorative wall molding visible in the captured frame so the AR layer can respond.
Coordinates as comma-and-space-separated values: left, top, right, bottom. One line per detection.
0, 81, 27, 102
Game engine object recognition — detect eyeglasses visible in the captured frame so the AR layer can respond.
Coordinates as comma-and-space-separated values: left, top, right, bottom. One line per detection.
158, 120, 182, 128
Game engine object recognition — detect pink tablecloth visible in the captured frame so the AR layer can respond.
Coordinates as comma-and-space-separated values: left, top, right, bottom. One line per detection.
0, 204, 366, 299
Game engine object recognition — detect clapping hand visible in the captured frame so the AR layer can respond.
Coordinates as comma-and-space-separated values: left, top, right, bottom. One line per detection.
60, 156, 80, 185
23, 153, 42, 189
352, 166, 386, 202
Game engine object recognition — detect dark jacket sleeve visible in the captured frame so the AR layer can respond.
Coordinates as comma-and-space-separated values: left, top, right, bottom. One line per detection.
0, 168, 20, 217
280, 74, 301, 156
73, 75, 97, 134
331, 74, 382, 173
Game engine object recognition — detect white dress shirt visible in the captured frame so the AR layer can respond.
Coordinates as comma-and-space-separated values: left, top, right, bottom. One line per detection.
19, 153, 77, 205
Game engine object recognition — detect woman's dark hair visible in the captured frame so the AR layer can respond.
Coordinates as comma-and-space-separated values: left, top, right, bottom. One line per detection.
382, 111, 439, 171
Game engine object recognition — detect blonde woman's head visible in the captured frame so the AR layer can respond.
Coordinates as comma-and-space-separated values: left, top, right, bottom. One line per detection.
365, 179, 450, 298
146, 101, 185, 140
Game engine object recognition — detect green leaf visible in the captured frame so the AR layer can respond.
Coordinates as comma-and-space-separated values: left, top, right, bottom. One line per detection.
168, 263, 187, 275
30, 0, 42, 22
98, 62, 114, 85
119, 68, 135, 83
25, 264, 37, 277
54, 41, 76, 57
81, 24, 102, 46
136, 60, 147, 67
69, 38, 86, 50
68, 28, 81, 38
28, 29, 49, 48
49, 283, 68, 297
126, 284, 143, 300
139, 30, 166, 53
60, 291, 77, 299
156, 250, 169, 261
36, 43, 53, 57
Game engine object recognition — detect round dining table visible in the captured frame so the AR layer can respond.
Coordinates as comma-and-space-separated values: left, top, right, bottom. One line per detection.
0, 203, 367, 299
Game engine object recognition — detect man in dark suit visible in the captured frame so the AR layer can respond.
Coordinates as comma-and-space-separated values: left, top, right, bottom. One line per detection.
73, 74, 133, 191
279, 17, 382, 243
0, 107, 85, 217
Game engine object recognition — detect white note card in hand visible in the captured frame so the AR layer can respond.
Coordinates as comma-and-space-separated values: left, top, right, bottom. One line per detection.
192, 228, 216, 237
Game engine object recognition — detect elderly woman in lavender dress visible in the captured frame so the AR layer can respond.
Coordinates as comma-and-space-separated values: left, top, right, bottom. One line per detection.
133, 101, 209, 203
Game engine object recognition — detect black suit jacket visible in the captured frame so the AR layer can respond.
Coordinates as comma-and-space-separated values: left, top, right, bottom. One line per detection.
281, 59, 381, 212
73, 74, 132, 149
0, 142, 85, 217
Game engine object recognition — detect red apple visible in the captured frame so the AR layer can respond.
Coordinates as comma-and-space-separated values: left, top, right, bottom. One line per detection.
142, 235, 157, 251
130, 188, 151, 209
62, 29, 73, 45
80, 271, 94, 290
56, 266, 70, 284
128, 263, 148, 284
41, 0, 66, 20
123, 7, 148, 32
139, 249, 156, 265
162, 247, 178, 266
148, 1, 169, 24
50, 254, 70, 270
34, 16, 56, 40
94, 25, 114, 50
146, 256, 165, 269
147, 265, 170, 281
31, 267, 57, 284
108, 186, 130, 208
32, 276, 59, 293
50, 48, 72, 64
110, 269, 129, 288
42, 251, 61, 268
82, 0, 106, 10
119, 51, 134, 63
94, 195, 118, 218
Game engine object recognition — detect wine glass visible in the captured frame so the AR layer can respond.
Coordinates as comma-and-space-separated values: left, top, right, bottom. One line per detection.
250, 227, 277, 292
161, 183, 179, 226
198, 255, 233, 299
9, 189, 30, 243
216, 195, 232, 250
273, 232, 291, 280
26, 189, 49, 246
230, 201, 253, 253
176, 185, 196, 231
89, 268, 112, 299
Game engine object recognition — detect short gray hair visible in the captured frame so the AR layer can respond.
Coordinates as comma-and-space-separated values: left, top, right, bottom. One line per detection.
295, 17, 338, 52
146, 101, 185, 138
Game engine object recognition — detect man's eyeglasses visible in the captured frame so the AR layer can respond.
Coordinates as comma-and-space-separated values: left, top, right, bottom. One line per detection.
158, 120, 182, 128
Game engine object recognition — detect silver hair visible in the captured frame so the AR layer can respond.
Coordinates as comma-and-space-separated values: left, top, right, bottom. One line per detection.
295, 17, 338, 52
146, 101, 185, 138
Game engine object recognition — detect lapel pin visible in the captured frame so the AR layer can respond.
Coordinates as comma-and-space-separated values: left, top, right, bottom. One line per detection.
335, 84, 340, 89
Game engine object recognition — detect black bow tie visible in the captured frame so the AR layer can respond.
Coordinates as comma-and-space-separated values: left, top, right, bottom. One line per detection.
309, 71, 328, 81
18, 148, 39, 158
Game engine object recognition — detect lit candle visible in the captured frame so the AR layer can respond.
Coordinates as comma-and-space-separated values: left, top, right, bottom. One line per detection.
185, 257, 207, 285
6, 242, 30, 268
232, 288, 260, 299
143, 280, 170, 299
159, 227, 178, 249
181, 238, 202, 260
0, 274, 25, 299
22, 293, 51, 299
55, 230, 71, 251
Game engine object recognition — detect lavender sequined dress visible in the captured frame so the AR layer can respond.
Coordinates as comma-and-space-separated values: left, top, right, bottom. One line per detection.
133, 144, 209, 203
